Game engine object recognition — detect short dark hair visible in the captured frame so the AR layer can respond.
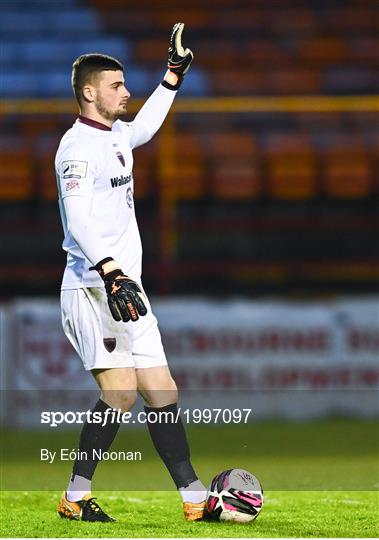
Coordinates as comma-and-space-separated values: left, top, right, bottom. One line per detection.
71, 53, 124, 104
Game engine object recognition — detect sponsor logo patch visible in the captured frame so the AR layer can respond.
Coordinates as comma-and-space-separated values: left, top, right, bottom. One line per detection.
65, 179, 80, 192
62, 160, 88, 180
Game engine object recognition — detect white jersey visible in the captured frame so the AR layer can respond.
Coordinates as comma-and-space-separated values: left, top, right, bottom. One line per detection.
55, 83, 176, 290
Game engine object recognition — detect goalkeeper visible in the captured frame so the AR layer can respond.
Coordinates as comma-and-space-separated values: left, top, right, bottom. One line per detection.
55, 24, 207, 522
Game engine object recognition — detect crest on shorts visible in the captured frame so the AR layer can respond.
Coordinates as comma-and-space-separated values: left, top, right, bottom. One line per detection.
103, 338, 116, 353
116, 151, 125, 167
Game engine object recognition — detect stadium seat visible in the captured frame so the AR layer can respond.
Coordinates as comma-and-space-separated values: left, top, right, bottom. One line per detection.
205, 132, 258, 160
268, 156, 318, 200
265, 69, 322, 94
211, 70, 265, 95
213, 7, 267, 30
1, 39, 130, 67
296, 37, 348, 64
174, 133, 202, 160
193, 39, 241, 67
0, 0, 77, 8
21, 117, 65, 140
166, 68, 210, 96
349, 37, 379, 64
0, 9, 100, 33
323, 67, 374, 94
205, 132, 261, 200
324, 7, 375, 32
0, 149, 33, 200
212, 162, 261, 200
165, 133, 206, 199
265, 134, 318, 200
248, 40, 290, 65
39, 154, 58, 202
135, 38, 168, 63
132, 144, 157, 199
0, 68, 153, 97
171, 162, 206, 199
133, 161, 153, 199
323, 153, 373, 199
266, 7, 317, 34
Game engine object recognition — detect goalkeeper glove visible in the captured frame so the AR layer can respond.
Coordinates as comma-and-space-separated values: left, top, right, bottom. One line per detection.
162, 22, 194, 90
90, 257, 147, 323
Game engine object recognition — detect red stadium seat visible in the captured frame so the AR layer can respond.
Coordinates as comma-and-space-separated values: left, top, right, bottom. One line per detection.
323, 154, 373, 199
163, 132, 206, 199
268, 156, 318, 200
324, 7, 375, 32
205, 132, 261, 199
172, 162, 206, 199
211, 70, 266, 94
133, 144, 158, 199
212, 162, 261, 200
265, 69, 322, 94
296, 37, 348, 64
38, 150, 57, 201
247, 40, 290, 65
319, 136, 374, 199
135, 38, 168, 63
265, 134, 318, 200
0, 149, 33, 200
206, 132, 258, 160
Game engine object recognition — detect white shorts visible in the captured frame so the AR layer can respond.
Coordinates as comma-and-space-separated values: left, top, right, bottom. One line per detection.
61, 287, 167, 371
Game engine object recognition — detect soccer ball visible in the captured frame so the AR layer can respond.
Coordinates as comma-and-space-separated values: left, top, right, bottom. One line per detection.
206, 468, 264, 523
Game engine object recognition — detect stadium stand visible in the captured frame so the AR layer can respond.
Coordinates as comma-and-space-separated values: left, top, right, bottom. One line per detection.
264, 133, 318, 201
0, 0, 378, 295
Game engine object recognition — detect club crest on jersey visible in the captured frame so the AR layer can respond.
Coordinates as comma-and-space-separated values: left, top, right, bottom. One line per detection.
126, 186, 133, 208
116, 151, 125, 167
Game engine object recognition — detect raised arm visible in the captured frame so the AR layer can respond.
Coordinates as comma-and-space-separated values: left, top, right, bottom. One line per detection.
128, 22, 194, 149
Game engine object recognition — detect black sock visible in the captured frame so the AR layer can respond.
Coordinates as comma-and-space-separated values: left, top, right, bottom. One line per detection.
144, 403, 198, 489
72, 398, 121, 480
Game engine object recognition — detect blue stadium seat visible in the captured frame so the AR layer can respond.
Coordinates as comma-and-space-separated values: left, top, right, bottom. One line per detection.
179, 68, 211, 96
152, 68, 211, 96
0, 9, 99, 33
121, 68, 152, 96
0, 68, 153, 97
0, 72, 42, 97
324, 67, 375, 94
0, 65, 211, 98
1, 39, 131, 66
0, 0, 77, 8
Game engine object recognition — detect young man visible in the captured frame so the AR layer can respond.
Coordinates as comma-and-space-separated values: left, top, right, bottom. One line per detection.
55, 23, 207, 522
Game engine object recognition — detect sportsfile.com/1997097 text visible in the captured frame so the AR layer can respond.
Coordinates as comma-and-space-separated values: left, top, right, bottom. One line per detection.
40, 408, 252, 427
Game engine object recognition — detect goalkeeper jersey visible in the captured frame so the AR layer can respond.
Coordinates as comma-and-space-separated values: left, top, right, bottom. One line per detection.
55, 83, 175, 290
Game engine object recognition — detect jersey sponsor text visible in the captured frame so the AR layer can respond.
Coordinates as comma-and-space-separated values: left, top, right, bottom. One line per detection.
110, 173, 133, 188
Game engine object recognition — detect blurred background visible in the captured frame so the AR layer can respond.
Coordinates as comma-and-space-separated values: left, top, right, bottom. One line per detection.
0, 0, 378, 491
0, 0, 378, 297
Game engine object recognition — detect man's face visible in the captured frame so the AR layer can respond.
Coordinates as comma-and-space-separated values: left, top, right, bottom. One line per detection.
91, 70, 130, 122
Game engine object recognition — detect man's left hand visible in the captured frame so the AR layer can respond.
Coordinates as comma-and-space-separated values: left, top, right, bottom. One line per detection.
163, 22, 194, 90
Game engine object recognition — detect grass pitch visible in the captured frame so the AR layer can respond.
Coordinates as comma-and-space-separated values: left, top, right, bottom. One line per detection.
1, 490, 378, 537
1, 419, 378, 537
